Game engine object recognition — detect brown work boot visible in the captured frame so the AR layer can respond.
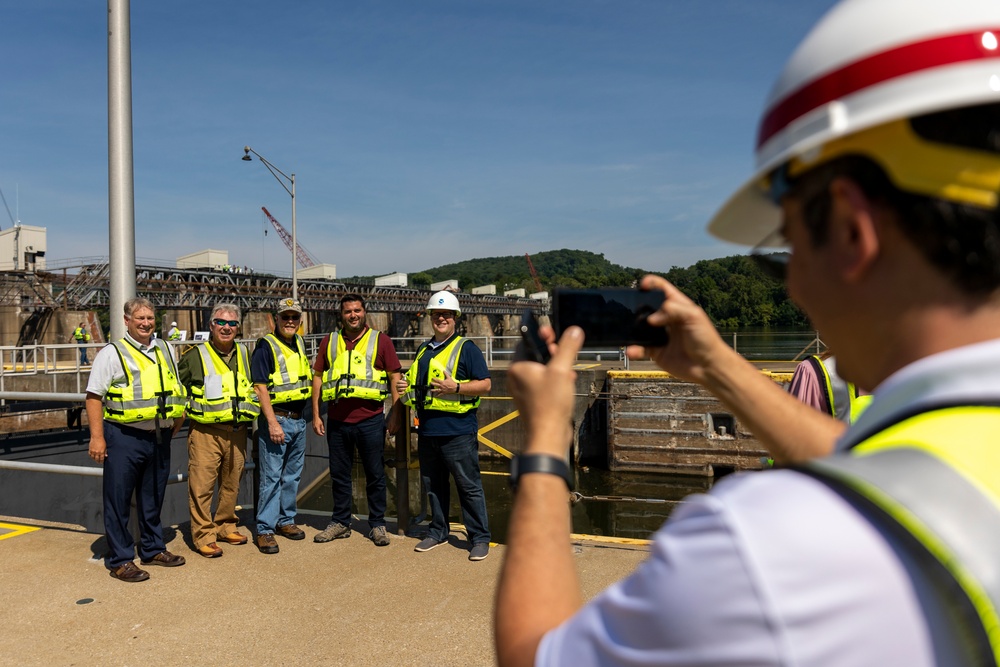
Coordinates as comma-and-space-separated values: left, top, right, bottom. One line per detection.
109, 561, 150, 582
276, 523, 305, 540
256, 533, 279, 554
218, 532, 248, 545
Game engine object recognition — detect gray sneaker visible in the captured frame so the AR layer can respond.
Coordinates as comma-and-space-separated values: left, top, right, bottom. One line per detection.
414, 537, 446, 552
314, 522, 351, 543
469, 542, 490, 561
369, 526, 390, 547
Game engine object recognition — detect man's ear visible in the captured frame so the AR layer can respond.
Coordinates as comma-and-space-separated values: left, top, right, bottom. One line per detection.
827, 177, 880, 284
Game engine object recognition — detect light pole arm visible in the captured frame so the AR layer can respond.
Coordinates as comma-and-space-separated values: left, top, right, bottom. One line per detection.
244, 146, 294, 198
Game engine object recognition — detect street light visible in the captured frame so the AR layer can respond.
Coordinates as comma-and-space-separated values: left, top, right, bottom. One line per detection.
241, 145, 298, 300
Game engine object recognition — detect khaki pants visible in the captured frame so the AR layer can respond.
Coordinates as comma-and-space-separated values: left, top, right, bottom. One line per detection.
187, 422, 248, 549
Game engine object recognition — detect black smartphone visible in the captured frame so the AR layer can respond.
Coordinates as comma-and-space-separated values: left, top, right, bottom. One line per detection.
518, 309, 552, 364
552, 288, 669, 348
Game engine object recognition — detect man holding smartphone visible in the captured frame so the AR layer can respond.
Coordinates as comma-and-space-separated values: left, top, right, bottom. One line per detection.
497, 0, 1000, 664
398, 290, 492, 561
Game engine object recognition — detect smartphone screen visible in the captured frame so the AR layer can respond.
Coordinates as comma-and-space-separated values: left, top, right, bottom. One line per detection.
553, 288, 668, 348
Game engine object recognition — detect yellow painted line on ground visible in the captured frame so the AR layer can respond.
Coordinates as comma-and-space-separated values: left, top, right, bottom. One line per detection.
481, 470, 510, 477
574, 363, 602, 370
0, 522, 41, 541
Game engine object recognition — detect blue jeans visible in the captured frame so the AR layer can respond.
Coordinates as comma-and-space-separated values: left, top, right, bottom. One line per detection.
327, 413, 387, 528
78, 343, 88, 364
102, 422, 170, 568
256, 414, 307, 534
418, 433, 491, 545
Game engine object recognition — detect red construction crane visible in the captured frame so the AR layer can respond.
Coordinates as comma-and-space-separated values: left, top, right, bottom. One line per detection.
261, 206, 318, 268
525, 253, 543, 292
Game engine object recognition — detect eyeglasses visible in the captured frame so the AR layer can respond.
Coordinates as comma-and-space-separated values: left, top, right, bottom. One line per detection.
280, 314, 301, 321
429, 310, 454, 320
749, 227, 791, 282
212, 318, 239, 327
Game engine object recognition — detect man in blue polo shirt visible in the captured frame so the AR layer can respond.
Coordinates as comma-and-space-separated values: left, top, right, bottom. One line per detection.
398, 290, 492, 561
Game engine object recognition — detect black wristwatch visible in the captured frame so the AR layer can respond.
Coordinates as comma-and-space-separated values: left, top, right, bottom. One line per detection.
509, 453, 574, 492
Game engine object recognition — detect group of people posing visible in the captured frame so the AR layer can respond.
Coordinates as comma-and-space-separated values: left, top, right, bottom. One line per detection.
85, 290, 492, 583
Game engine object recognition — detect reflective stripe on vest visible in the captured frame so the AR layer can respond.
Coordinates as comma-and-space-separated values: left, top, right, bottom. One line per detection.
320, 329, 389, 403
804, 406, 1000, 665
103, 338, 187, 423
187, 342, 260, 423
402, 336, 479, 413
807, 355, 862, 424
262, 333, 312, 404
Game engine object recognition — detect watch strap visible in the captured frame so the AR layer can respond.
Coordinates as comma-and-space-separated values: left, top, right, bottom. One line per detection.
509, 453, 573, 491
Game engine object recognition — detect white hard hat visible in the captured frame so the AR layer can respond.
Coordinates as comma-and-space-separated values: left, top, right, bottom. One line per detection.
171, 322, 177, 326
427, 291, 461, 317
709, 0, 1000, 246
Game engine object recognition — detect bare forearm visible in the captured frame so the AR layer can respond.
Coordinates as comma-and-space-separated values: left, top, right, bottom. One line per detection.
85, 395, 104, 442
495, 469, 581, 667
702, 348, 845, 463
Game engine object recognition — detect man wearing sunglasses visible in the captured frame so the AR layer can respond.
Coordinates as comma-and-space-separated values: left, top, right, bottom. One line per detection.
497, 0, 1000, 664
310, 294, 403, 547
250, 298, 313, 554
176, 303, 259, 558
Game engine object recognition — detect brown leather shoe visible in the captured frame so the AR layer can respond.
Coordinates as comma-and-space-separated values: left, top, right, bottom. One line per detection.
109, 561, 149, 582
197, 542, 223, 558
218, 532, 248, 545
140, 550, 186, 567
276, 523, 305, 540
256, 533, 279, 554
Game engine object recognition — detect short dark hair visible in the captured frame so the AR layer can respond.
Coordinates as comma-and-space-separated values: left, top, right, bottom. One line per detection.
339, 293, 366, 311
793, 155, 1000, 296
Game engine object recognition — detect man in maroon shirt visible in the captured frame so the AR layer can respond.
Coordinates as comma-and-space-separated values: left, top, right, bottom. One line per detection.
311, 294, 403, 546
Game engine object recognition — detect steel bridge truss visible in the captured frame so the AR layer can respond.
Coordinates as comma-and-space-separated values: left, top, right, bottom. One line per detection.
51, 264, 546, 316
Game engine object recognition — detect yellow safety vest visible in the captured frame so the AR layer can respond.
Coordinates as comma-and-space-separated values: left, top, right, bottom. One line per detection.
73, 327, 89, 342
320, 329, 389, 403
807, 355, 869, 423
103, 338, 187, 423
262, 333, 312, 405
805, 405, 1000, 665
402, 336, 479, 413
187, 342, 260, 424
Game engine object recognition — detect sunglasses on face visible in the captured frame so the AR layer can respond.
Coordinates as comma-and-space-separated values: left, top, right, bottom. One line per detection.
212, 319, 239, 327
429, 310, 454, 320
749, 227, 791, 282
280, 314, 301, 321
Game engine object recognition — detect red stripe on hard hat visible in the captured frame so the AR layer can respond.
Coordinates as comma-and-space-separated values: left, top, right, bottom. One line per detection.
758, 29, 1000, 149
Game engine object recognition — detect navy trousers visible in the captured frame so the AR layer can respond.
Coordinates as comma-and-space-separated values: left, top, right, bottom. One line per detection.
103, 422, 171, 568
326, 412, 387, 528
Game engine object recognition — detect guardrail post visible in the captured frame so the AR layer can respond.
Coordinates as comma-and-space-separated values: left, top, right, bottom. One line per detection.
395, 406, 410, 535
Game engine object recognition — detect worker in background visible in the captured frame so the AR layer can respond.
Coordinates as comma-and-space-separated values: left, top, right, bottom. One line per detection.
789, 352, 870, 424
397, 291, 492, 561
251, 298, 312, 555
71, 321, 90, 365
176, 302, 258, 558
311, 293, 403, 547
85, 297, 187, 582
167, 321, 181, 341
496, 0, 1000, 663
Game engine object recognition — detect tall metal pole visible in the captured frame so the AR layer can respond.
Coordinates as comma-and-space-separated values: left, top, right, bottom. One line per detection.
291, 174, 297, 301
108, 0, 136, 340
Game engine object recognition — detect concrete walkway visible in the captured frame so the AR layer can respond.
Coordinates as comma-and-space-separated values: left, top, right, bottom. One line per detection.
0, 515, 649, 667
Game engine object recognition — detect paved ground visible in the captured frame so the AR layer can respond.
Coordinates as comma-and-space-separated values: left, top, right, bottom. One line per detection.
0, 514, 649, 667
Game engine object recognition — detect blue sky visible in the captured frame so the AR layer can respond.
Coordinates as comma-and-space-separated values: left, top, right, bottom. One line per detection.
0, 1, 838, 279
